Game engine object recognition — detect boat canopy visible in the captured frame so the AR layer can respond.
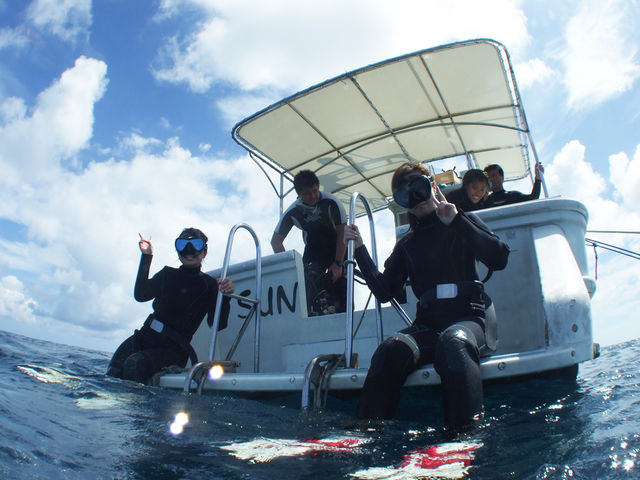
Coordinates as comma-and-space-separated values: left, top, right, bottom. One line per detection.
232, 39, 538, 214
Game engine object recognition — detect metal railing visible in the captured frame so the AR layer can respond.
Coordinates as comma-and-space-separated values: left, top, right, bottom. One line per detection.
208, 223, 262, 371
344, 192, 382, 367
345, 193, 412, 370
184, 223, 263, 394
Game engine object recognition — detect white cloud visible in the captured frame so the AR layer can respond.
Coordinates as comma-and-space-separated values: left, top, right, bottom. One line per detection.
0, 276, 38, 324
545, 140, 607, 201
0, 56, 107, 189
514, 58, 557, 90
153, 0, 531, 103
609, 145, 640, 210
0, 26, 29, 50
0, 97, 27, 123
216, 92, 282, 130
562, 0, 640, 110
27, 0, 92, 43
545, 140, 640, 238
120, 132, 163, 153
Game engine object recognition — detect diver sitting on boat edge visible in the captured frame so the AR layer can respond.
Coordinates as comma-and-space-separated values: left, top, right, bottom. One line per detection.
344, 162, 509, 430
270, 169, 347, 316
106, 228, 234, 384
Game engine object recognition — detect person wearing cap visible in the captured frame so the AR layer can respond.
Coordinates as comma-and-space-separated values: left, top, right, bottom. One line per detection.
106, 228, 234, 384
444, 169, 490, 212
271, 169, 347, 316
483, 163, 544, 208
344, 162, 509, 430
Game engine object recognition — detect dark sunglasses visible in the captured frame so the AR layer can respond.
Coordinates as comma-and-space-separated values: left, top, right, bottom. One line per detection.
392, 175, 432, 209
175, 237, 205, 253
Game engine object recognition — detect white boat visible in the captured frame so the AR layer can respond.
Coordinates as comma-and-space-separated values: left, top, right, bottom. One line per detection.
158, 39, 599, 407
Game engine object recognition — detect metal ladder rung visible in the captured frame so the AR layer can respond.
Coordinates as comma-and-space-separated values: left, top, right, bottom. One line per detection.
225, 293, 259, 305
184, 360, 241, 393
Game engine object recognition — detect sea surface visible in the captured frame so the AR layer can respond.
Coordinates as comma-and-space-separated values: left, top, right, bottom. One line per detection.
1, 328, 639, 479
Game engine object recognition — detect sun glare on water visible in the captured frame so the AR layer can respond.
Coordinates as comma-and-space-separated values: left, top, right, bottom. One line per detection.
170, 412, 190, 435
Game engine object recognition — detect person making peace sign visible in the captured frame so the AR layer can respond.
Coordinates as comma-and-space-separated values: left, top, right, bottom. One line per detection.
344, 162, 510, 430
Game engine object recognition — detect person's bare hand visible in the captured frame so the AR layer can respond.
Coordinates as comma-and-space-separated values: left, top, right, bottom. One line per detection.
138, 233, 153, 255
344, 224, 363, 249
217, 278, 235, 294
328, 262, 343, 282
535, 162, 544, 180
433, 185, 457, 225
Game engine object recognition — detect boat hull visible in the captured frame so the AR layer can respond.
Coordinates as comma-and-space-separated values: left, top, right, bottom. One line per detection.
158, 198, 597, 396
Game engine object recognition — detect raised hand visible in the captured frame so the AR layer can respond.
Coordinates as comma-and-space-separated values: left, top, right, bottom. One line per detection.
138, 233, 153, 255
433, 185, 457, 225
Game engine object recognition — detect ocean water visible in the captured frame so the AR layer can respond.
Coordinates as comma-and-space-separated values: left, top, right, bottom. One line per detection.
1, 328, 639, 480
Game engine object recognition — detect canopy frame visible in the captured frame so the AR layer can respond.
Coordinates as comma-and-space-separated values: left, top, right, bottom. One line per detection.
233, 38, 543, 216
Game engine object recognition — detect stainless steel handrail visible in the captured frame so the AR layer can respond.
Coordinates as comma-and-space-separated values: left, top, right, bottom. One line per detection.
345, 192, 383, 368
207, 223, 262, 372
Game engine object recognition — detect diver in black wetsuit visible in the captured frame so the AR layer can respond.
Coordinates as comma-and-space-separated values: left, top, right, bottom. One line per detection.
345, 162, 510, 429
445, 169, 490, 212
484, 163, 544, 208
106, 228, 234, 384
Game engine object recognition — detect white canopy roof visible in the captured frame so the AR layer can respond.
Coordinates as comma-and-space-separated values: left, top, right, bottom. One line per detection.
232, 39, 538, 214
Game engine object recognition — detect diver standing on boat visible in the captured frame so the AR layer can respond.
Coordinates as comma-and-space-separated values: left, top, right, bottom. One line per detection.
271, 170, 347, 316
344, 162, 509, 429
106, 228, 234, 384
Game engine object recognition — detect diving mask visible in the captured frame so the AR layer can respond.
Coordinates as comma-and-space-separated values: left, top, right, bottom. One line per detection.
175, 237, 205, 255
393, 175, 432, 209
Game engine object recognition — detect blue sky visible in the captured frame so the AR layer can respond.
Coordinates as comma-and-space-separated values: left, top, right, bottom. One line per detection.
0, 0, 638, 352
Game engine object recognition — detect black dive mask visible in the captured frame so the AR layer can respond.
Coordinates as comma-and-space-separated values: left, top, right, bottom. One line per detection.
393, 175, 432, 209
175, 237, 205, 256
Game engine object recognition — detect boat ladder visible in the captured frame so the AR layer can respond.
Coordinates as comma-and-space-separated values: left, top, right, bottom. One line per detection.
301, 192, 412, 410
184, 223, 262, 393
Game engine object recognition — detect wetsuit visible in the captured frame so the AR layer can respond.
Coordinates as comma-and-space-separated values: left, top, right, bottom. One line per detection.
353, 210, 509, 428
275, 192, 347, 314
485, 178, 542, 208
106, 254, 230, 384
445, 187, 485, 212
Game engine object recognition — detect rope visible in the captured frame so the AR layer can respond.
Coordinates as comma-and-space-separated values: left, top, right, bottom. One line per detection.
585, 236, 640, 281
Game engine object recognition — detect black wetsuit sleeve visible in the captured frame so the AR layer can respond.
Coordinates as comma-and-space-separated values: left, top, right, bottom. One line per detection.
217, 295, 231, 330
450, 212, 510, 271
353, 244, 406, 303
206, 277, 231, 330
529, 178, 542, 200
133, 254, 161, 302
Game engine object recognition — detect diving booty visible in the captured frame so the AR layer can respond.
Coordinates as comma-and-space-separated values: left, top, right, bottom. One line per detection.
157, 39, 599, 408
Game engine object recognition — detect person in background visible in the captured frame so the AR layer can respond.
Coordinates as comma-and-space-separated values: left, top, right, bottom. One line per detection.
445, 169, 490, 212
483, 163, 544, 207
271, 170, 347, 316
106, 228, 234, 384
345, 162, 509, 430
